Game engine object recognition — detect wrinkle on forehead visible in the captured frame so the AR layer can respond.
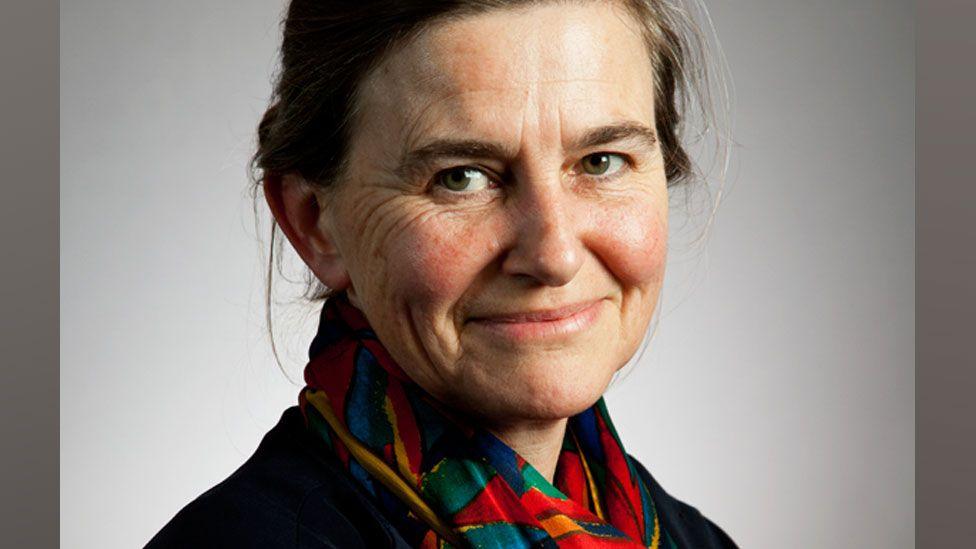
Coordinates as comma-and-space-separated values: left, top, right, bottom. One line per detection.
350, 2, 655, 169
363, 3, 648, 99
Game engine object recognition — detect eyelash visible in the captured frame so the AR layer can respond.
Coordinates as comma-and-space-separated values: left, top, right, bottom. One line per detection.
429, 152, 633, 194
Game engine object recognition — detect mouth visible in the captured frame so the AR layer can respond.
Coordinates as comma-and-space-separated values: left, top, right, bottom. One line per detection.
467, 299, 605, 341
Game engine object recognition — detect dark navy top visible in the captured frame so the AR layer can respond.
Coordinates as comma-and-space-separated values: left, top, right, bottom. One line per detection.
146, 406, 738, 548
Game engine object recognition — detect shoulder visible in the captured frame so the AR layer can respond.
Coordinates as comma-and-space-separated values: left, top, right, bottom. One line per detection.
145, 407, 409, 549
630, 457, 739, 549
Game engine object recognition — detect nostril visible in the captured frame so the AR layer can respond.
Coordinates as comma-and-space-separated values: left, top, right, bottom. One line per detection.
502, 218, 583, 287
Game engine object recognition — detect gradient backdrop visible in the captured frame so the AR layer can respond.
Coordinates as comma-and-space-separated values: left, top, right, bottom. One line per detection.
61, 1, 914, 547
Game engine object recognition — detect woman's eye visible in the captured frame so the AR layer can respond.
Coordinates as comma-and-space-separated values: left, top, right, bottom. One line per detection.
580, 152, 627, 176
435, 167, 492, 192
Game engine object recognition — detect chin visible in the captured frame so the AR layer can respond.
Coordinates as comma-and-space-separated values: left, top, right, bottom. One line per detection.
468, 356, 618, 422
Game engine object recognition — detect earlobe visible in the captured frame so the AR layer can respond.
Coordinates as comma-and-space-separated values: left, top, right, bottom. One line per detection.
262, 173, 352, 292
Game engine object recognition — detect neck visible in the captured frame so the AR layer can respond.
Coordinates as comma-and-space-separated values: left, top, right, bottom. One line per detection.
485, 417, 569, 483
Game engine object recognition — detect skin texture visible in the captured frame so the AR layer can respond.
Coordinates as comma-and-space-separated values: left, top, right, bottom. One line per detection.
266, 1, 669, 481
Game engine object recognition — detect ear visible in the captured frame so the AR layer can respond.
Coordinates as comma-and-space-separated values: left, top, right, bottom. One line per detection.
262, 173, 351, 292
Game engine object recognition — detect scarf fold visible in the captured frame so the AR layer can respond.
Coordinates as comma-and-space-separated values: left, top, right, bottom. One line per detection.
298, 292, 676, 549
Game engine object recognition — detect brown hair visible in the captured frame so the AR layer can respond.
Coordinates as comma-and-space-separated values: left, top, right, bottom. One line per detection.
252, 0, 724, 309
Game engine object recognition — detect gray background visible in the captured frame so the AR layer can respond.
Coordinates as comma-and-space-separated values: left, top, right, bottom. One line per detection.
60, 1, 914, 547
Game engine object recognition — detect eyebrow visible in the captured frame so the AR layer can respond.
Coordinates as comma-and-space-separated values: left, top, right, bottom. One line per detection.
394, 121, 658, 180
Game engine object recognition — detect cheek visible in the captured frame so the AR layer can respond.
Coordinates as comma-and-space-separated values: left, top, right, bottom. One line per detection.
382, 212, 501, 308
591, 197, 668, 288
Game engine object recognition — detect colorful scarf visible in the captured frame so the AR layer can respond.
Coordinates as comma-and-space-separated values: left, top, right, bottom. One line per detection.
299, 292, 677, 548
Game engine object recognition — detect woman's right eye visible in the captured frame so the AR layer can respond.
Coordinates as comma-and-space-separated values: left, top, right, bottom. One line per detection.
435, 167, 492, 193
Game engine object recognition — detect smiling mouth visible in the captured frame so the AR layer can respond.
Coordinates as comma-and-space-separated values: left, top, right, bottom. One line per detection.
467, 299, 605, 341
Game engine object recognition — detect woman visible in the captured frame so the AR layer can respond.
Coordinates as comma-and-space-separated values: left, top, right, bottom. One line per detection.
148, 0, 736, 547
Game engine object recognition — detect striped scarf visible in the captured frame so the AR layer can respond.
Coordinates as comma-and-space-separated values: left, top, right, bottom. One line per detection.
299, 292, 677, 548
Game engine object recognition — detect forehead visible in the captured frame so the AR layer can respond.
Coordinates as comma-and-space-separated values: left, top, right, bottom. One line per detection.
355, 2, 655, 145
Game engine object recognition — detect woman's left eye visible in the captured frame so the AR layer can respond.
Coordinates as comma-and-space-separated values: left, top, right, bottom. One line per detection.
579, 152, 627, 176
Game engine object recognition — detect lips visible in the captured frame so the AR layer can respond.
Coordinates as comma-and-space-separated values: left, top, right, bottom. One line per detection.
470, 300, 602, 323
466, 299, 605, 342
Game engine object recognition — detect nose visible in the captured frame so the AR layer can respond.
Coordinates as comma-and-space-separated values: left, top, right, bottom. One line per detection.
500, 178, 584, 287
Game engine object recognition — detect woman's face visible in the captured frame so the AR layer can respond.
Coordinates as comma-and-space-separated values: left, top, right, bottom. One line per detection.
321, 1, 668, 424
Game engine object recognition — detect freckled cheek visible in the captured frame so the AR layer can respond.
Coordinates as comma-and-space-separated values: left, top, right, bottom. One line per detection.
592, 203, 668, 287
381, 216, 498, 308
